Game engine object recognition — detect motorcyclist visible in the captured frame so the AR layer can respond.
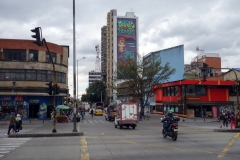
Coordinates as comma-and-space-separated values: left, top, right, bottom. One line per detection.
161, 109, 174, 134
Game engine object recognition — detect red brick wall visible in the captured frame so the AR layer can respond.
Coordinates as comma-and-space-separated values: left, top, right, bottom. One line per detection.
0, 39, 63, 55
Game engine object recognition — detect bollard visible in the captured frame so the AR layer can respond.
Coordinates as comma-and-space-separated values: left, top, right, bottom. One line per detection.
30, 117, 31, 123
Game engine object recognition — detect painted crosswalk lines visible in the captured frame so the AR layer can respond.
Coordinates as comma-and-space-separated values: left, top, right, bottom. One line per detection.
0, 138, 31, 158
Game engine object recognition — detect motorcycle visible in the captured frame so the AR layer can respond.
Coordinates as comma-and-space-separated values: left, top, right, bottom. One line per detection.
161, 117, 179, 141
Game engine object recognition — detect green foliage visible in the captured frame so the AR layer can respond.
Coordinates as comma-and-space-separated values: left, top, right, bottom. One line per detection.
82, 81, 106, 103
113, 53, 176, 112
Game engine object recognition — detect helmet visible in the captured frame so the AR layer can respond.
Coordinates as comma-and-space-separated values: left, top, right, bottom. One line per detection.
169, 109, 174, 113
167, 112, 173, 117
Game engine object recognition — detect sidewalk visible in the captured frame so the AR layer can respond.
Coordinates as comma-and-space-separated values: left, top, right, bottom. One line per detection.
2, 119, 83, 138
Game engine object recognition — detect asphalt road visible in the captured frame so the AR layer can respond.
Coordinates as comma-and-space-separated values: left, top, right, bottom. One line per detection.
0, 113, 240, 160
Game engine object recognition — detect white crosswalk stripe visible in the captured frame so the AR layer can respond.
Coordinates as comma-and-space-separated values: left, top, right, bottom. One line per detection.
0, 138, 31, 158
81, 120, 112, 124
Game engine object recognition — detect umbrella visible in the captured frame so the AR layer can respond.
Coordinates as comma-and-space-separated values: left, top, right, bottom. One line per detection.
56, 105, 70, 110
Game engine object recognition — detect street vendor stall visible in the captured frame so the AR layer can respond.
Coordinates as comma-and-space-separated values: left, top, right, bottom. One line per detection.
55, 105, 69, 122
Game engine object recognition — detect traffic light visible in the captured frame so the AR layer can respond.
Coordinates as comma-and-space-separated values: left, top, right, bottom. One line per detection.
31, 27, 42, 46
235, 85, 239, 92
45, 82, 53, 95
55, 84, 60, 95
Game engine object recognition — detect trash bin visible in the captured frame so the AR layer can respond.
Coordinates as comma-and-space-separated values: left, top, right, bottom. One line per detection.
77, 117, 80, 122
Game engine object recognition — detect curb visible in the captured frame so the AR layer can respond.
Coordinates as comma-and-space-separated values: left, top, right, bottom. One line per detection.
213, 129, 240, 132
8, 132, 84, 138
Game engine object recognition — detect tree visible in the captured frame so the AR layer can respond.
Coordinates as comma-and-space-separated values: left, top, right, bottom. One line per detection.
113, 53, 176, 115
82, 81, 106, 105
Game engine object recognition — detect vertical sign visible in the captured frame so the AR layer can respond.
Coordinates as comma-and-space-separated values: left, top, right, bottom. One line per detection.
117, 18, 137, 78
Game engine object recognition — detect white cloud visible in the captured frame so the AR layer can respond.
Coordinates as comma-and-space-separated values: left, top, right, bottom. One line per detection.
1, 0, 239, 96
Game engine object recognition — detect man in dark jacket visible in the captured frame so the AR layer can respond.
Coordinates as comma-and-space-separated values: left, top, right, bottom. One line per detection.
161, 109, 174, 134
6, 112, 18, 135
218, 112, 225, 128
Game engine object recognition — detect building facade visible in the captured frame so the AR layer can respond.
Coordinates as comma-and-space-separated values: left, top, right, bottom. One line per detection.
153, 79, 235, 118
0, 39, 69, 120
88, 70, 102, 86
102, 9, 139, 104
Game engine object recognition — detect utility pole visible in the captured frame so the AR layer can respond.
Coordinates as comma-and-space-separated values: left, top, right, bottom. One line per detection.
72, 0, 78, 132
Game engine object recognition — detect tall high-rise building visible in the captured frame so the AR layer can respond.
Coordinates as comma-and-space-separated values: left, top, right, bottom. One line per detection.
101, 9, 138, 104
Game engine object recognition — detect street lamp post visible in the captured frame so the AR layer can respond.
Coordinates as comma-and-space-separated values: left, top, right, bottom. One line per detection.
77, 57, 86, 103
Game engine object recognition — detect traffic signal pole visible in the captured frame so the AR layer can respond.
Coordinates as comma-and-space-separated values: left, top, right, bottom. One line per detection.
42, 38, 57, 133
31, 27, 57, 133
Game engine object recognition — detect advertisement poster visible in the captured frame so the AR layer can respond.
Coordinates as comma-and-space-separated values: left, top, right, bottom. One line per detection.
117, 18, 137, 78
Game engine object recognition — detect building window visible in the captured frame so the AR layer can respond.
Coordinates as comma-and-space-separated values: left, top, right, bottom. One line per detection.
46, 52, 56, 63
167, 87, 170, 96
29, 50, 38, 62
0, 69, 66, 83
186, 85, 196, 96
162, 88, 165, 96
26, 70, 37, 81
196, 86, 206, 96
174, 86, 178, 96
3, 49, 26, 61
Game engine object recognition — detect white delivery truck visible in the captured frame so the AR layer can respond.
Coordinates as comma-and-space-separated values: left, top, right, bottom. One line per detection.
114, 102, 138, 129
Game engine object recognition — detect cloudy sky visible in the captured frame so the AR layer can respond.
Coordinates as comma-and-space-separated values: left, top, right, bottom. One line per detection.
0, 0, 239, 97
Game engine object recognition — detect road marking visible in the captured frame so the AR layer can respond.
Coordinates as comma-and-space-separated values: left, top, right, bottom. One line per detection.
218, 133, 240, 158
80, 137, 90, 160
0, 138, 31, 158
87, 120, 93, 123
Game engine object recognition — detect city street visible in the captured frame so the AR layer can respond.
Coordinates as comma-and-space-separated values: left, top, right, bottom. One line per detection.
0, 113, 240, 160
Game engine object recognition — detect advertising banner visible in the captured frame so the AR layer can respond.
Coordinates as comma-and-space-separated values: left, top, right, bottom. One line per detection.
117, 18, 137, 78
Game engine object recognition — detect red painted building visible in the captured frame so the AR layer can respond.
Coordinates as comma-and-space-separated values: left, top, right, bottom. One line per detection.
153, 79, 235, 118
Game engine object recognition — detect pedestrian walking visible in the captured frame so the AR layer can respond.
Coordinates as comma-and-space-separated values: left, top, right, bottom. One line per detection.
80, 109, 84, 120
51, 111, 54, 121
5, 112, 18, 135
224, 112, 229, 127
139, 111, 142, 121
15, 114, 22, 132
218, 112, 225, 128
90, 108, 94, 118
230, 112, 236, 129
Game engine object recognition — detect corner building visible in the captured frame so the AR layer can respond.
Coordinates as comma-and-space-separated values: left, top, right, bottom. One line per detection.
0, 39, 69, 120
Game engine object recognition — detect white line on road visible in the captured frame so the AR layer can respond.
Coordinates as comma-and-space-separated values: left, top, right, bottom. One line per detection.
0, 146, 20, 148
0, 148, 15, 150
93, 120, 99, 123
87, 120, 93, 123
0, 151, 10, 153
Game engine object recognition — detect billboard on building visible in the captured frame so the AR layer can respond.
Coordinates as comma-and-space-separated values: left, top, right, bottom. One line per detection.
117, 18, 137, 78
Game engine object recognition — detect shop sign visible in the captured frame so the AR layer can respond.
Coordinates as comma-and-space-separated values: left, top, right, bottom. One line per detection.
1, 101, 23, 106
177, 97, 201, 101
1, 96, 12, 101
15, 96, 23, 101
187, 97, 200, 101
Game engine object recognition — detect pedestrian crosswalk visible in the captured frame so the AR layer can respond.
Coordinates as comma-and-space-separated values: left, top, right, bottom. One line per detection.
81, 120, 111, 124
0, 138, 31, 158
80, 119, 155, 124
